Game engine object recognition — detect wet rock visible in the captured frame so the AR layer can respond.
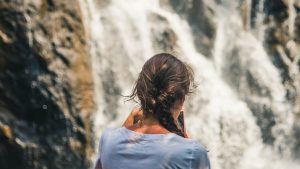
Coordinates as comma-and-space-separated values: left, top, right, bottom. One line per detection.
295, 12, 300, 42
0, 0, 94, 169
166, 0, 217, 57
262, 0, 300, 158
250, 0, 260, 28
264, 0, 288, 22
149, 13, 178, 52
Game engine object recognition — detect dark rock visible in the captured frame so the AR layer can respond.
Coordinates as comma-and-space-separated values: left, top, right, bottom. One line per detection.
148, 13, 178, 52
167, 0, 216, 57
295, 13, 300, 42
0, 0, 94, 169
250, 0, 260, 28
292, 121, 300, 158
264, 0, 288, 22
262, 0, 300, 158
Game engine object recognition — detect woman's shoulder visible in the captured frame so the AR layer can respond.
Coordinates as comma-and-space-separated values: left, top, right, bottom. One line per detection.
193, 141, 209, 153
165, 136, 208, 156
177, 139, 208, 154
98, 127, 119, 144
168, 139, 210, 169
101, 126, 119, 135
174, 135, 208, 149
190, 141, 211, 169
100, 126, 121, 138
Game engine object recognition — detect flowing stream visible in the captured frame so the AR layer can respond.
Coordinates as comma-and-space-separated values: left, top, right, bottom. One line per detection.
80, 0, 300, 168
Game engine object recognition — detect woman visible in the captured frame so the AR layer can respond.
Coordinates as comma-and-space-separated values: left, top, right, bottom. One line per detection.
94, 53, 210, 169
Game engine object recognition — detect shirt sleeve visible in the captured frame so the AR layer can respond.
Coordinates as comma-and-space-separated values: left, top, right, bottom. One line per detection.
190, 143, 211, 169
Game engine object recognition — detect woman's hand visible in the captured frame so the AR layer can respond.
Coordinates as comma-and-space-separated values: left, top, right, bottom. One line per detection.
122, 107, 143, 127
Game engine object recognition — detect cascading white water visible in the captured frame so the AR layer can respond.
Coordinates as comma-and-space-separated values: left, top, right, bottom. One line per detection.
80, 0, 300, 168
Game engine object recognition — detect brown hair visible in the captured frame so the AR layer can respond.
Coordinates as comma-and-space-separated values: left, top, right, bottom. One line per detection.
127, 53, 196, 137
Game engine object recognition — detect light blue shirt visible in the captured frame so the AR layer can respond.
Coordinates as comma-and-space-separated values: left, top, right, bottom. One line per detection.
94, 126, 211, 169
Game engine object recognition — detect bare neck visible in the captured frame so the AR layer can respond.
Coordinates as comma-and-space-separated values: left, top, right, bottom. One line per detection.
142, 114, 160, 125
128, 114, 171, 134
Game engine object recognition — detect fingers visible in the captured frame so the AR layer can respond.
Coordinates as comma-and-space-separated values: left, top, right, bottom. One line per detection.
131, 107, 143, 117
131, 107, 141, 114
136, 109, 143, 117
130, 107, 143, 124
123, 107, 143, 127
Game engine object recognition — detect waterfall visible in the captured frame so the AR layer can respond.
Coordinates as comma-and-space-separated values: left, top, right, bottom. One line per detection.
80, 0, 300, 168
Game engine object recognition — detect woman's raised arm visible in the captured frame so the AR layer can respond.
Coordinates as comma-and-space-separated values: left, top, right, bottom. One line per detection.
122, 107, 143, 127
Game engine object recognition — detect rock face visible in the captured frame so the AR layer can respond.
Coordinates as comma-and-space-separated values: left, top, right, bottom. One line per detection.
167, 0, 217, 57
263, 0, 300, 158
0, 0, 94, 169
263, 0, 300, 111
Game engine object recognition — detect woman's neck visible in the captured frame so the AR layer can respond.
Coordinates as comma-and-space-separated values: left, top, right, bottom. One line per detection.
142, 114, 160, 125
129, 114, 171, 134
